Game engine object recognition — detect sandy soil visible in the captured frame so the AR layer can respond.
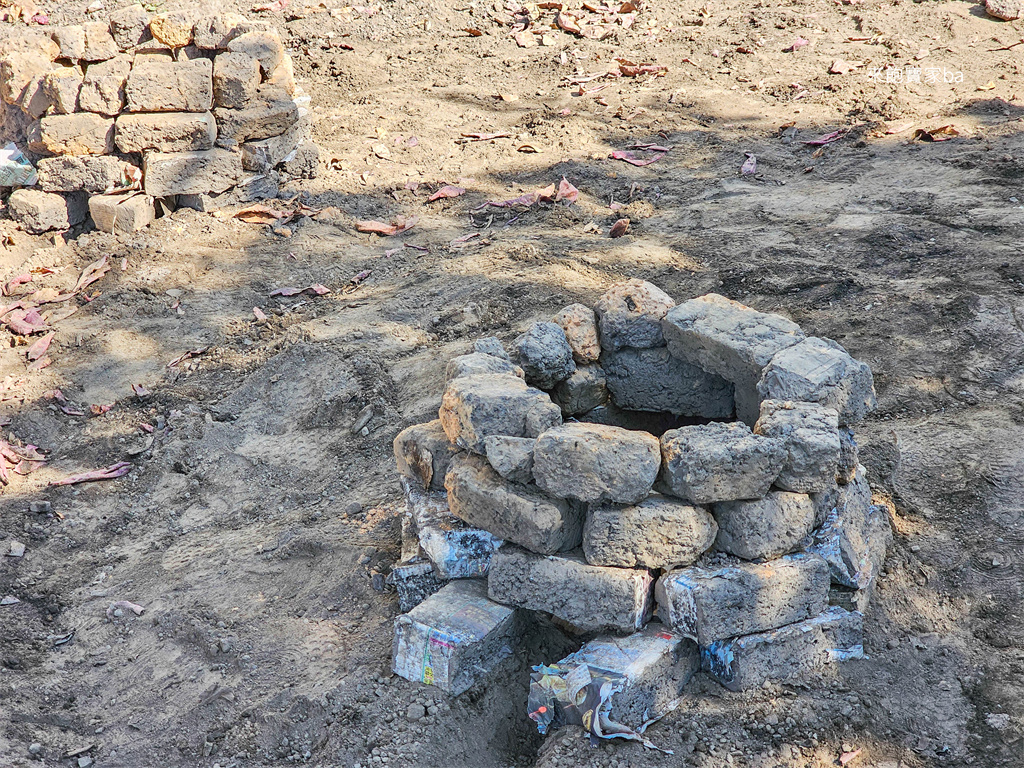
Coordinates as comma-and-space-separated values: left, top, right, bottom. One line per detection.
2, 0, 1024, 766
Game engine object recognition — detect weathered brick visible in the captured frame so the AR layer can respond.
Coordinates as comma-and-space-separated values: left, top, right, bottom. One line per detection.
655, 553, 830, 645
392, 580, 519, 695
88, 192, 155, 233
583, 494, 717, 569
142, 149, 242, 196
115, 112, 216, 153
445, 453, 582, 554
662, 293, 806, 425
83, 22, 119, 61
601, 345, 734, 417
0, 52, 51, 105
49, 25, 86, 60
38, 114, 115, 155
0, 31, 59, 61
109, 4, 152, 50
265, 55, 296, 94
226, 30, 284, 75
488, 546, 654, 634
594, 279, 675, 351
214, 86, 299, 142
149, 12, 194, 48
8, 189, 87, 233
702, 607, 863, 691
78, 57, 130, 116
393, 419, 459, 492
712, 491, 816, 561
37, 156, 136, 193
125, 59, 213, 113
42, 66, 82, 114
213, 51, 260, 109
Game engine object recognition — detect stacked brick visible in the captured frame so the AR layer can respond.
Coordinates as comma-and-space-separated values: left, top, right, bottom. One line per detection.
0, 8, 318, 235
390, 281, 890, 734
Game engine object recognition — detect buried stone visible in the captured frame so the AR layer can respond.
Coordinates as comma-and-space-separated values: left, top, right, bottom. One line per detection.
532, 422, 660, 505
445, 352, 523, 381
655, 553, 830, 645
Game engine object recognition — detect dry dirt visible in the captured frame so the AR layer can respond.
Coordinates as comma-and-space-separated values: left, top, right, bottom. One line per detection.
2, 0, 1024, 766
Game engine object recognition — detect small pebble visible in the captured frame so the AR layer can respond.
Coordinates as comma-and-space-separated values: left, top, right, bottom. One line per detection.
406, 703, 426, 722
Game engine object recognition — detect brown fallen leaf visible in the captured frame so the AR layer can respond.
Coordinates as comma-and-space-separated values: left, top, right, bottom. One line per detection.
6, 308, 47, 336
829, 59, 861, 75
610, 149, 667, 167
168, 347, 209, 368
464, 27, 484, 36
616, 58, 667, 77
73, 255, 110, 293
356, 216, 418, 236
342, 269, 372, 294
555, 177, 579, 203
428, 185, 466, 202
26, 332, 53, 361
26, 356, 50, 372
609, 218, 630, 237
459, 132, 512, 142
89, 403, 112, 417
839, 748, 862, 766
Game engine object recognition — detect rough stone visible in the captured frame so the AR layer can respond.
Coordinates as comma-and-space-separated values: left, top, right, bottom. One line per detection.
662, 293, 806, 425
837, 426, 857, 485
126, 59, 214, 113
193, 14, 249, 49
702, 606, 863, 691
593, 279, 675, 351
445, 352, 523, 382
483, 435, 534, 484
78, 57, 130, 116
533, 422, 660, 505
583, 494, 717, 569
265, 55, 296, 95
659, 422, 784, 504
109, 4, 152, 50
36, 155, 135, 193
8, 189, 87, 233
712, 491, 816, 561
403, 480, 502, 578
115, 112, 217, 153
0, 52, 51, 105
445, 453, 582, 554
601, 345, 735, 418
387, 560, 444, 613
82, 22, 119, 61
279, 141, 318, 179
393, 419, 459, 492
473, 336, 510, 360
754, 400, 841, 493
143, 149, 243, 196
757, 336, 877, 426
655, 553, 830, 645
514, 322, 576, 389
43, 66, 82, 114
529, 623, 698, 733
49, 26, 86, 60
438, 373, 561, 454
215, 87, 300, 142
392, 580, 519, 695
38, 114, 115, 155
226, 30, 285, 75
88, 192, 155, 233
240, 119, 308, 171
17, 74, 51, 119
984, 0, 1022, 20
213, 51, 260, 109
149, 12, 194, 48
488, 546, 653, 634
551, 365, 607, 416
552, 303, 600, 364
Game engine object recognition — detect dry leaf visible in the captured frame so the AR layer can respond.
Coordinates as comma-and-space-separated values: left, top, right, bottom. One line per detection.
914, 125, 959, 142
609, 218, 630, 237
740, 153, 757, 174
428, 185, 466, 202
26, 332, 53, 361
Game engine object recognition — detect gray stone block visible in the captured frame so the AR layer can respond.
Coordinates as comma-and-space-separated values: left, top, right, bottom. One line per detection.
593, 279, 675, 351
655, 553, 830, 645
483, 435, 534, 484
529, 623, 698, 733
754, 400, 841, 493
438, 373, 561, 454
488, 546, 653, 634
214, 87, 300, 142
387, 560, 445, 613
473, 336, 510, 360
533, 422, 660, 505
9, 189, 87, 233
837, 427, 857, 485
445, 453, 582, 554
125, 59, 213, 112
403, 481, 501, 578
213, 51, 260, 109
37, 156, 135, 194
702, 606, 864, 691
757, 336, 876, 426
38, 113, 115, 155
514, 322, 576, 390
279, 141, 319, 179
552, 303, 600, 364
88, 192, 155, 233
601, 345, 734, 418
659, 422, 783, 504
109, 4, 152, 50
142, 149, 243, 196
445, 352, 523, 382
551, 364, 607, 416
116, 112, 217, 153
583, 494, 717, 569
392, 580, 519, 695
240, 119, 307, 171
662, 293, 805, 425
193, 13, 248, 49
713, 491, 815, 561
393, 419, 459, 492
78, 56, 130, 116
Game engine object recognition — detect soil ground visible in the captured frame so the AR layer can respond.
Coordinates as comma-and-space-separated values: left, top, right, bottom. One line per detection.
2, 0, 1024, 766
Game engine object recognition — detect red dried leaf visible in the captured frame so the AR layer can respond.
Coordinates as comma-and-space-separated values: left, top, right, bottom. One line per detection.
307, 284, 330, 296
3, 273, 31, 295
73, 256, 110, 294
131, 383, 151, 398
26, 332, 53, 361
610, 150, 667, 167
556, 11, 582, 33
269, 287, 304, 296
800, 129, 847, 146
253, 307, 268, 321
428, 185, 466, 202
27, 356, 50, 371
49, 462, 132, 486
167, 347, 209, 368
89, 404, 113, 417
6, 308, 47, 336
609, 218, 630, 238
140, 423, 154, 433
555, 177, 580, 204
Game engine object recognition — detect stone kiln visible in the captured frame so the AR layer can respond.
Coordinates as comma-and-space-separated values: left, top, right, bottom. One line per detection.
390, 281, 891, 739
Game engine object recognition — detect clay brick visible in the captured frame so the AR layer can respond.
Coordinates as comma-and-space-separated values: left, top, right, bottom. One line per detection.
36, 156, 136, 193
115, 112, 217, 153
214, 87, 300, 142
125, 59, 213, 113
88, 192, 155, 233
8, 189, 87, 233
109, 4, 152, 50
0, 52, 51, 105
